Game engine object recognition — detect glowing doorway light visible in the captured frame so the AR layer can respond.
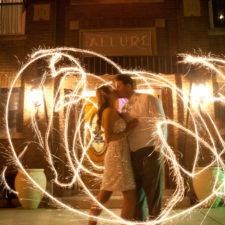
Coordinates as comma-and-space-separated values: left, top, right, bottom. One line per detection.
81, 90, 96, 97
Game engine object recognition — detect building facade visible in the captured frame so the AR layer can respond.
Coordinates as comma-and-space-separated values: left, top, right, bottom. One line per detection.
0, 0, 225, 203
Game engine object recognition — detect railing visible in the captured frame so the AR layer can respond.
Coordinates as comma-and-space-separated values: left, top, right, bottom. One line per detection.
82, 55, 186, 75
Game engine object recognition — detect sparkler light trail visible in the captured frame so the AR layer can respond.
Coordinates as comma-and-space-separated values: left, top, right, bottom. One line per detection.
2, 47, 225, 224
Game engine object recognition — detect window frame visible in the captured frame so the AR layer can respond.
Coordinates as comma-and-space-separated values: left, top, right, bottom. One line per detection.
208, 0, 225, 35
0, 0, 26, 36
212, 0, 225, 28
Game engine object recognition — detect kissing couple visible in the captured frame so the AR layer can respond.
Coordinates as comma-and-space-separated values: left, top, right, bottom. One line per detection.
89, 74, 167, 224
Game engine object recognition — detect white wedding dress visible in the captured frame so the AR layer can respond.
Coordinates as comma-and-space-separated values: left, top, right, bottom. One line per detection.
101, 118, 136, 191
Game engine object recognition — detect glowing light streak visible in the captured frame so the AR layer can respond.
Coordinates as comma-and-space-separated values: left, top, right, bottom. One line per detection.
3, 48, 225, 224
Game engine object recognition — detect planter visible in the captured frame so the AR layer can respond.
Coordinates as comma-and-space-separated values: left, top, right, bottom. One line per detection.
15, 169, 47, 209
192, 167, 224, 208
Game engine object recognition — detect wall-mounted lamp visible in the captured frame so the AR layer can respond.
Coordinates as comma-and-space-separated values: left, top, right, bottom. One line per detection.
191, 83, 211, 106
28, 86, 49, 125
30, 88, 43, 108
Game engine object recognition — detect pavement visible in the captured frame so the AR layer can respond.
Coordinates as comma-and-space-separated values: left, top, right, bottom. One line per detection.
0, 207, 225, 225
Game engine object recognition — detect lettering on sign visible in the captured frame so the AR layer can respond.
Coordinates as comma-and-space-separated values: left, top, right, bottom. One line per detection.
80, 29, 156, 56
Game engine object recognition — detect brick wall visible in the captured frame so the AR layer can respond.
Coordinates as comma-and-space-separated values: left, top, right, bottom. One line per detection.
0, 0, 225, 196
1, 0, 224, 64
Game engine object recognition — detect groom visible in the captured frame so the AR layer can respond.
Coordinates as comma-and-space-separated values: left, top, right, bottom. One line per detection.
115, 74, 167, 221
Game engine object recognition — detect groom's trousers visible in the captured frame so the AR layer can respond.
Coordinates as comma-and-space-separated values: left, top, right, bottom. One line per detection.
131, 146, 163, 221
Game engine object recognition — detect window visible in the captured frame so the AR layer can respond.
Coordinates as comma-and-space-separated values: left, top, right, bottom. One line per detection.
212, 0, 225, 27
0, 0, 25, 35
209, 0, 225, 29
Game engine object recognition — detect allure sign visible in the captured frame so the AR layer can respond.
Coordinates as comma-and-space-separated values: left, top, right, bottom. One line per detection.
80, 29, 154, 56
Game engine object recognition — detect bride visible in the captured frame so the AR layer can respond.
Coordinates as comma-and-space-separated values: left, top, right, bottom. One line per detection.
89, 85, 138, 225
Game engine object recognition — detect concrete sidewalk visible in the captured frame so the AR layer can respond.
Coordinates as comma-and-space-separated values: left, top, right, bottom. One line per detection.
0, 207, 225, 225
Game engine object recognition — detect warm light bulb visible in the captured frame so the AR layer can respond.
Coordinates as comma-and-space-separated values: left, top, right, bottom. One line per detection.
30, 88, 43, 108
219, 13, 224, 20
191, 83, 211, 104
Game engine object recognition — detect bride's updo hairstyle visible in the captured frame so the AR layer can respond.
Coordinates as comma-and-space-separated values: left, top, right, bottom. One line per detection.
96, 85, 111, 132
